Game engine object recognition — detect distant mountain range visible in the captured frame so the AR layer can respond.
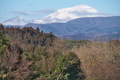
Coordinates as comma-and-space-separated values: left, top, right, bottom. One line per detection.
2, 16, 27, 26
2, 16, 120, 41
26, 16, 120, 37
59, 33, 120, 41
93, 33, 120, 41
1, 5, 120, 41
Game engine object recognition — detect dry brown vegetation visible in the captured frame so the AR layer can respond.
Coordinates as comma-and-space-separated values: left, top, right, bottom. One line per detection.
71, 40, 120, 80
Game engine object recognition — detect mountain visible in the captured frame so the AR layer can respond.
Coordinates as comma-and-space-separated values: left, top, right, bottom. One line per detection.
26, 16, 120, 38
34, 5, 106, 24
2, 16, 27, 26
58, 34, 91, 40
93, 33, 120, 42
59, 33, 120, 41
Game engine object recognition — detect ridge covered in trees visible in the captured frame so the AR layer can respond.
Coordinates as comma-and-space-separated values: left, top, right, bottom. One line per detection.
0, 24, 56, 48
0, 24, 120, 80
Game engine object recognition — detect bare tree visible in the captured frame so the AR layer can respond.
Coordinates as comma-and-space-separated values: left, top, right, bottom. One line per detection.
0, 42, 33, 80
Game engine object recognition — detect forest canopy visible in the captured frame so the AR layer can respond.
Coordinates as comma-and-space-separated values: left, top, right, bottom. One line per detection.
0, 24, 120, 80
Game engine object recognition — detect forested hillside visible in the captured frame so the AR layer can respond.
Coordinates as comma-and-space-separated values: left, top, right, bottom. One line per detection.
0, 24, 120, 80
0, 24, 56, 48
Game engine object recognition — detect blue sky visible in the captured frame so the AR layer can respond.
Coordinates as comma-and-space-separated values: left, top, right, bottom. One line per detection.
0, 0, 120, 22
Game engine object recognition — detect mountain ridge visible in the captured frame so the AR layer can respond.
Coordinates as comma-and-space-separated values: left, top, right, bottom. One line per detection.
26, 16, 120, 37
2, 16, 27, 26
2, 16, 120, 40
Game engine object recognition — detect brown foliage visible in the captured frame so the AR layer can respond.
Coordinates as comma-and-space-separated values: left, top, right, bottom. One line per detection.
0, 26, 57, 48
1, 42, 22, 72
0, 42, 33, 80
72, 41, 120, 80
11, 59, 33, 80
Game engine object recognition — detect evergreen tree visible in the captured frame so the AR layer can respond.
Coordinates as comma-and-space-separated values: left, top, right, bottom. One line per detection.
0, 31, 9, 55
0, 23, 4, 30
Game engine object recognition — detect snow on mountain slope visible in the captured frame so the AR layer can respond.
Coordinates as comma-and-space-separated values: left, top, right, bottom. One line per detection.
34, 5, 107, 24
3, 16, 27, 26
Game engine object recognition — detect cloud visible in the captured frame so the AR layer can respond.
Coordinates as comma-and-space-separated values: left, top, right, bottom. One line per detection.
31, 13, 41, 17
29, 3, 35, 6
12, 11, 29, 15
70, 11, 111, 17
36, 9, 56, 14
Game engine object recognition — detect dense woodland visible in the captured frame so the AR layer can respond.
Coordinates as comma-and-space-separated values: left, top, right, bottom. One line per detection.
0, 23, 120, 80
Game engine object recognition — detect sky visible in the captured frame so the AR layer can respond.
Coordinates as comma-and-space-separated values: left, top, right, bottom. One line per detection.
0, 0, 120, 22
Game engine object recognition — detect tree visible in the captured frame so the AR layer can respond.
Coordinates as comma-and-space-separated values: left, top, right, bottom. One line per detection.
0, 23, 4, 30
54, 52, 84, 80
36, 27, 40, 33
54, 54, 70, 80
0, 42, 33, 80
0, 31, 9, 55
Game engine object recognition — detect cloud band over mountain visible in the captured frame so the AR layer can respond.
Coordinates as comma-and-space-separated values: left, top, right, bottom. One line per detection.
34, 5, 110, 24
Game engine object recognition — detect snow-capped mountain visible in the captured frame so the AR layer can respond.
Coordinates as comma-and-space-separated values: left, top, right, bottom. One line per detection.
3, 16, 27, 26
34, 5, 107, 24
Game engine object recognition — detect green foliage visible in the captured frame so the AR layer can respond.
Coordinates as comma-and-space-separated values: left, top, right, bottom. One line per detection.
62, 39, 91, 49
22, 46, 47, 79
0, 32, 9, 47
54, 52, 82, 80
0, 31, 9, 55
55, 54, 69, 73
64, 73, 70, 80
23, 46, 46, 61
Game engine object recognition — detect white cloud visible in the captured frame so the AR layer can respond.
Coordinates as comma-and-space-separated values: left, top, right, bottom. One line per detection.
70, 11, 110, 17
12, 11, 29, 15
